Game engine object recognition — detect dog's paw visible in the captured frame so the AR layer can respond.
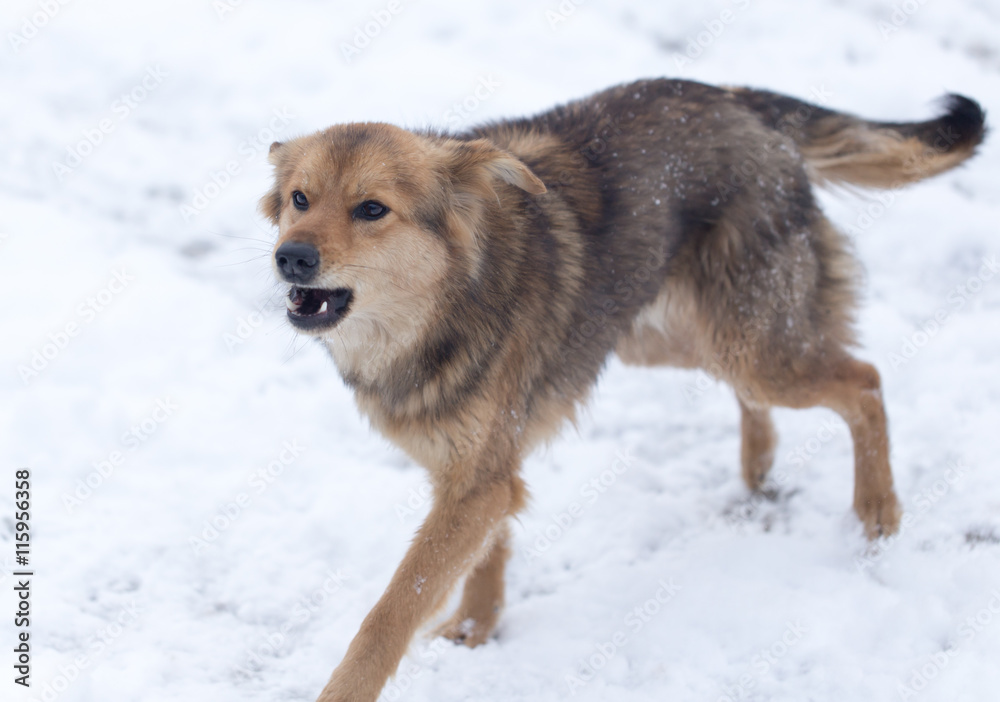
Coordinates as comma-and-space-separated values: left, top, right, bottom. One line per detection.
857, 491, 902, 540
436, 612, 497, 648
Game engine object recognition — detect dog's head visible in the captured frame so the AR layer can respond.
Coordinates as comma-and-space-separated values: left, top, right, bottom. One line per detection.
262, 122, 544, 375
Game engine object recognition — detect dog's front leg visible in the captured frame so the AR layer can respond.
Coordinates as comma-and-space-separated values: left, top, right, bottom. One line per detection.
316, 477, 514, 702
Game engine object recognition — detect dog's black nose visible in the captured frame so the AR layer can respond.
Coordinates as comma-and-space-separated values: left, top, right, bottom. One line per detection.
275, 241, 320, 283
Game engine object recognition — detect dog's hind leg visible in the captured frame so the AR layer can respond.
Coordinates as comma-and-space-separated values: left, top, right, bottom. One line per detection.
737, 354, 901, 539
818, 357, 901, 539
436, 521, 511, 647
739, 400, 777, 492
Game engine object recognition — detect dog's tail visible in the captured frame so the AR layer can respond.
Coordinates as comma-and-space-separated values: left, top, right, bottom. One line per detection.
729, 88, 986, 188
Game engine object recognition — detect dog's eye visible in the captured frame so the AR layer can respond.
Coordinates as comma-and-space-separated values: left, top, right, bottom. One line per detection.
292, 191, 309, 211
354, 201, 389, 221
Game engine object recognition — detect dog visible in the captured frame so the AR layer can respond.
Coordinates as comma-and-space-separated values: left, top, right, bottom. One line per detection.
261, 78, 985, 701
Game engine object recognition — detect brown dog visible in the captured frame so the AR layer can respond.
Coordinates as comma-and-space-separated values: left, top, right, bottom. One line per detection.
261, 78, 985, 701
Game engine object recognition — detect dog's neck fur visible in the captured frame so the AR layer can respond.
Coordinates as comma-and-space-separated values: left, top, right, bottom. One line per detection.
323, 302, 437, 392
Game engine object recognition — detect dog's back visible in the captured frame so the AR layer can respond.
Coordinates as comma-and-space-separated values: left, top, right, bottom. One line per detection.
460, 79, 984, 442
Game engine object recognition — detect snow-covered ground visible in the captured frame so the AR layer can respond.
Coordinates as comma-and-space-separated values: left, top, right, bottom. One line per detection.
2, 1, 1000, 700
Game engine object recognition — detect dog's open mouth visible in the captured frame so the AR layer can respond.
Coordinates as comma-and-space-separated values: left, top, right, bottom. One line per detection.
285, 286, 353, 331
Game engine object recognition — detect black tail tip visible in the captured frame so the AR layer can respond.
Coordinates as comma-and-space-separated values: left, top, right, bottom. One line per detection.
936, 93, 987, 150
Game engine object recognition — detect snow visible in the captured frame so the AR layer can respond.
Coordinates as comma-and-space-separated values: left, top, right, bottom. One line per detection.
2, 0, 1000, 701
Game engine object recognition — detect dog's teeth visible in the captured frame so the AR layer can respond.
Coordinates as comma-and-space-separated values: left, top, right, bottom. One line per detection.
318, 301, 328, 314
286, 297, 299, 313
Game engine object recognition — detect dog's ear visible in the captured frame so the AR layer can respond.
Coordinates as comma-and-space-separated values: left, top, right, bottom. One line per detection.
448, 139, 547, 195
259, 185, 282, 225
267, 141, 285, 166
436, 139, 546, 256
260, 142, 287, 224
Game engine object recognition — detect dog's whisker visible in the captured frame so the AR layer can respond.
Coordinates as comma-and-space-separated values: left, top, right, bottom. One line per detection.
215, 255, 271, 268
209, 230, 274, 245
333, 327, 350, 359
279, 330, 308, 365
228, 245, 272, 254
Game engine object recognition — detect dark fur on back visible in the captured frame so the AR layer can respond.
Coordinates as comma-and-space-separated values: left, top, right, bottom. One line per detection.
426, 79, 833, 427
